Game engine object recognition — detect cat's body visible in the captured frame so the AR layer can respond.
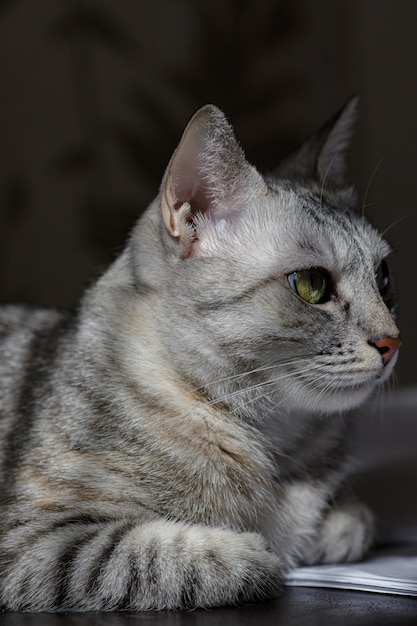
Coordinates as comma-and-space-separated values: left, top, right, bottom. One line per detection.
0, 102, 400, 611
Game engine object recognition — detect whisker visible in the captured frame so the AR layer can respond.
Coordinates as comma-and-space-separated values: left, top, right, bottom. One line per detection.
380, 212, 412, 238
207, 363, 324, 412
191, 357, 312, 394
229, 382, 288, 419
312, 378, 339, 410
361, 155, 385, 217
176, 359, 317, 427
228, 365, 332, 419
343, 202, 374, 216
320, 152, 339, 207
342, 201, 356, 215
259, 390, 296, 421
291, 368, 353, 412
206, 365, 316, 409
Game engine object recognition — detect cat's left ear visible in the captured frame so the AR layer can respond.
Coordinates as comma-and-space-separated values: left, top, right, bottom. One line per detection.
274, 97, 358, 189
161, 105, 264, 256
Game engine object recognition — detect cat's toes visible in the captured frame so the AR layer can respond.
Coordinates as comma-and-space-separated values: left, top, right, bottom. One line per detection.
189, 530, 284, 608
302, 500, 374, 565
124, 524, 282, 610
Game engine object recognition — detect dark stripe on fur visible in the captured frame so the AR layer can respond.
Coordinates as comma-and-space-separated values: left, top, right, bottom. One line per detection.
118, 552, 142, 610
85, 520, 136, 598
53, 522, 106, 609
0, 315, 73, 503
194, 276, 280, 313
179, 562, 201, 610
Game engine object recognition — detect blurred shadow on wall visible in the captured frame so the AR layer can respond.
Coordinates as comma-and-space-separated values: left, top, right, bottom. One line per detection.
0, 0, 350, 307
0, 0, 415, 385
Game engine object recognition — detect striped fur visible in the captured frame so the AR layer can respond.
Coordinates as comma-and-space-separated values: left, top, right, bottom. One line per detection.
0, 103, 399, 611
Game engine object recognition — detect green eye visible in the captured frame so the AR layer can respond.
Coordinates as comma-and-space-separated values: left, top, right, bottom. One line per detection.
288, 268, 331, 304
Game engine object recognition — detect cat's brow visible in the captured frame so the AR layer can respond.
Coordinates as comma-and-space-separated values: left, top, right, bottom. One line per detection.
194, 276, 279, 312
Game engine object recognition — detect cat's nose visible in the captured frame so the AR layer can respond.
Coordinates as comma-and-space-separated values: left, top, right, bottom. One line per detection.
369, 335, 402, 365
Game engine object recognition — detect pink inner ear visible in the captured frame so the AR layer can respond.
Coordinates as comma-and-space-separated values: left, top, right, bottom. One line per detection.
161, 113, 217, 240
173, 179, 212, 217
162, 105, 259, 240
168, 114, 215, 220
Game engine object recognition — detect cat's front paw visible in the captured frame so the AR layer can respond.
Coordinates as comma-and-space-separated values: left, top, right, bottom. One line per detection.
302, 499, 374, 566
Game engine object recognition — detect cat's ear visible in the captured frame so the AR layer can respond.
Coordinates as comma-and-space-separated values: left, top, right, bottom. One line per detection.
161, 105, 263, 255
274, 97, 358, 188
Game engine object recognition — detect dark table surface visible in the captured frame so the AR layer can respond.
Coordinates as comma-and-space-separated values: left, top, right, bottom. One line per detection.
1, 588, 417, 626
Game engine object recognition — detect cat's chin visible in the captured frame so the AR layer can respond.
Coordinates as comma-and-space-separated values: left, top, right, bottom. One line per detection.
286, 380, 377, 415
284, 359, 397, 415
315, 384, 375, 414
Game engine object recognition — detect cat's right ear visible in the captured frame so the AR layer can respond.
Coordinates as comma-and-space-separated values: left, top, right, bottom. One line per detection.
160, 105, 263, 257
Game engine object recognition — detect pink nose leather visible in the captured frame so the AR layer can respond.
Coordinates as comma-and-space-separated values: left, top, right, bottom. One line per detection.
373, 336, 402, 365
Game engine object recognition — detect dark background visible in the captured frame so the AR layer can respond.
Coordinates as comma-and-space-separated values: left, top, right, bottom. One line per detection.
1, 4, 417, 621
0, 0, 416, 386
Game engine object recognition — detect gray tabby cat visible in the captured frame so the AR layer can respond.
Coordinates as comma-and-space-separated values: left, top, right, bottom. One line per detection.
0, 101, 400, 612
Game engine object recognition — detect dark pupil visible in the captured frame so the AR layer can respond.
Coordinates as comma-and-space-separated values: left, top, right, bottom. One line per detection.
311, 273, 324, 293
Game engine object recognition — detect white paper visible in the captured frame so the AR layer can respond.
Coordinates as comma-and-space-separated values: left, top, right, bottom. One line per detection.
285, 527, 417, 596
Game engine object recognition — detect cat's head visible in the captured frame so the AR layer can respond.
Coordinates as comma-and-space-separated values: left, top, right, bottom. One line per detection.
135, 101, 400, 417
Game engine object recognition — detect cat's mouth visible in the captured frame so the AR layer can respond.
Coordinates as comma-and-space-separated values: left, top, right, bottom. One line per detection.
321, 365, 393, 395
310, 355, 397, 396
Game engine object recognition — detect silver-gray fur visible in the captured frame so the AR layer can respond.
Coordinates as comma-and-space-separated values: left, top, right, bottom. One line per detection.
0, 101, 400, 611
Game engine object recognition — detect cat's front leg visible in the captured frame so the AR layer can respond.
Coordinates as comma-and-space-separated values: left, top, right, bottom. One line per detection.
0, 516, 283, 611
300, 494, 374, 566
